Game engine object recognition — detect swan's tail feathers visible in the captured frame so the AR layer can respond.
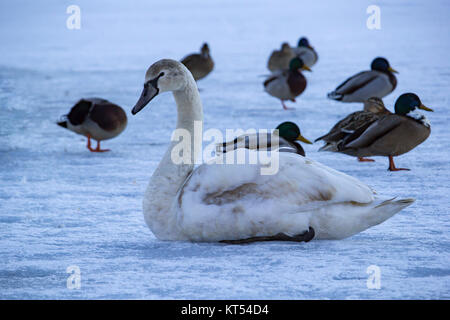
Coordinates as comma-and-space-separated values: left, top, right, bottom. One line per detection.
318, 142, 338, 152
369, 197, 415, 226
327, 91, 342, 101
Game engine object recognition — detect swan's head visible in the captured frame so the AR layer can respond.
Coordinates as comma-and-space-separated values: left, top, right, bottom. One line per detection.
132, 59, 190, 115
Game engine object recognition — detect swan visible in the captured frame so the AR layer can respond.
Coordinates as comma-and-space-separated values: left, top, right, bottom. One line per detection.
131, 59, 414, 243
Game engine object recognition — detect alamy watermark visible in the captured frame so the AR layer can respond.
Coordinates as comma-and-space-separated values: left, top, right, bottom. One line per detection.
66, 265, 81, 289
66, 5, 81, 30
366, 265, 381, 289
366, 5, 381, 30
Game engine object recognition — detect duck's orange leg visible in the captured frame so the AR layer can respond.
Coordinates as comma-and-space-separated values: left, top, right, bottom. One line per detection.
358, 157, 375, 162
94, 140, 110, 153
86, 135, 96, 152
281, 101, 294, 110
86, 135, 109, 152
388, 156, 410, 171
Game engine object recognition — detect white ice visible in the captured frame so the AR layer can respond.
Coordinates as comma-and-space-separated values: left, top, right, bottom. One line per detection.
0, 0, 449, 299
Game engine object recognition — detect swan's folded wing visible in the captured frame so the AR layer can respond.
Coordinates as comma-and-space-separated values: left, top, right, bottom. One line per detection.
343, 115, 404, 149
176, 151, 374, 240
180, 151, 374, 210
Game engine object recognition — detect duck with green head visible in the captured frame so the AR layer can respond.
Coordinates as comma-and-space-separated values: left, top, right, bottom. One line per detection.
264, 57, 311, 110
292, 37, 318, 68
328, 57, 398, 102
324, 93, 433, 171
217, 121, 312, 157
316, 97, 391, 162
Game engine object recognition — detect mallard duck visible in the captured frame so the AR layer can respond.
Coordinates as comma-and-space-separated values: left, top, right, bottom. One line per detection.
57, 98, 127, 152
320, 93, 433, 171
316, 97, 390, 162
181, 43, 214, 81
267, 42, 296, 72
264, 57, 311, 110
217, 121, 312, 157
327, 57, 398, 102
130, 59, 414, 243
292, 37, 318, 68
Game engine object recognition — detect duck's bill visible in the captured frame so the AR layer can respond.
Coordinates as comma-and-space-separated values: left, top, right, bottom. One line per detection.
297, 134, 313, 144
302, 65, 312, 72
132, 84, 159, 115
388, 66, 399, 74
418, 104, 433, 112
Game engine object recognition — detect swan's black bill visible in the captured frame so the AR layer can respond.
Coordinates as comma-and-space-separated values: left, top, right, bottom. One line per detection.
132, 83, 159, 115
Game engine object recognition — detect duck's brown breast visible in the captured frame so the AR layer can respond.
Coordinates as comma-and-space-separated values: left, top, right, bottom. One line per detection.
369, 118, 430, 157
287, 72, 307, 97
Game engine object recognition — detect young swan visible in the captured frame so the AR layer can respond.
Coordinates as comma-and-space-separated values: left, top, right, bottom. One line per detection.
132, 59, 414, 243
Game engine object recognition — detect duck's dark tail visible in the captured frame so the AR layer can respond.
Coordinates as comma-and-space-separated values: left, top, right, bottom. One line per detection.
57, 121, 67, 128
327, 91, 342, 101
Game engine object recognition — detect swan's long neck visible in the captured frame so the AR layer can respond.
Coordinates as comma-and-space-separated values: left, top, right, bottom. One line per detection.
143, 75, 203, 240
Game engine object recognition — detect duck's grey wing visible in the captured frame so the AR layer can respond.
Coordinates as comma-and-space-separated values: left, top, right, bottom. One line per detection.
342, 115, 404, 149
328, 71, 379, 100
67, 99, 93, 125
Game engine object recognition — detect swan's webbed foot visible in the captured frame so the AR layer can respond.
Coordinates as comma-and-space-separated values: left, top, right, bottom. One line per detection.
220, 227, 315, 245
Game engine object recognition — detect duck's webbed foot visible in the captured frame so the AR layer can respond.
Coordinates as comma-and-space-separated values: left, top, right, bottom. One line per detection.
388, 156, 410, 171
357, 157, 375, 162
220, 227, 315, 245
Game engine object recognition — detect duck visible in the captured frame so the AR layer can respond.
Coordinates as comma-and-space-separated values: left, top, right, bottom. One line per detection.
130, 59, 414, 244
316, 97, 390, 162
264, 57, 311, 110
327, 57, 398, 102
320, 93, 433, 171
218, 121, 312, 157
292, 37, 318, 68
267, 42, 296, 72
181, 43, 214, 81
57, 98, 127, 152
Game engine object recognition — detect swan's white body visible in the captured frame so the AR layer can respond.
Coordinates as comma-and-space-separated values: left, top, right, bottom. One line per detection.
135, 59, 414, 242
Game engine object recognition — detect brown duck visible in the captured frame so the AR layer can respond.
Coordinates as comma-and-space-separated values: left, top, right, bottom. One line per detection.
267, 42, 295, 72
316, 97, 390, 162
57, 98, 127, 152
181, 43, 214, 81
319, 93, 433, 171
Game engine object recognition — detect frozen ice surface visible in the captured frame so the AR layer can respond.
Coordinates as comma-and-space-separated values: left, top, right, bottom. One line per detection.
0, 0, 449, 299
